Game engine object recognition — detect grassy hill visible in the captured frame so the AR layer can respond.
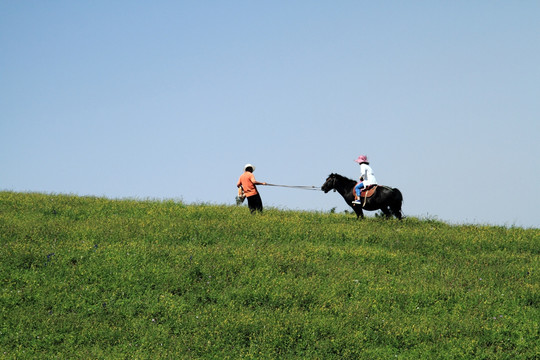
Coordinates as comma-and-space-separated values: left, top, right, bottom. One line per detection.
1, 191, 538, 359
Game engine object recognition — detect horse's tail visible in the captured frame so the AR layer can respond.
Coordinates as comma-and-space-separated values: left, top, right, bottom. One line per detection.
394, 188, 403, 206
391, 187, 404, 219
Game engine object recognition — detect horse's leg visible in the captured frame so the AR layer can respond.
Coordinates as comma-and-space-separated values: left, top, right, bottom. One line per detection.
389, 199, 403, 220
380, 206, 392, 218
354, 207, 364, 219
390, 189, 403, 220
391, 207, 403, 220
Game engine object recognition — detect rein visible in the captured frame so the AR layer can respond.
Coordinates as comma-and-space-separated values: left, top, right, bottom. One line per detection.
265, 183, 321, 191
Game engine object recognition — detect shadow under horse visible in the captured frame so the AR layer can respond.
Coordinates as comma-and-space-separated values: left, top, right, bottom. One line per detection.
321, 173, 403, 219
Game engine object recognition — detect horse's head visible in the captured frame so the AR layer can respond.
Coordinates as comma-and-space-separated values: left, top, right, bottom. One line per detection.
321, 174, 338, 193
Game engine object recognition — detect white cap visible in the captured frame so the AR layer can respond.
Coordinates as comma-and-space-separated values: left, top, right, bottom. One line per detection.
244, 163, 255, 171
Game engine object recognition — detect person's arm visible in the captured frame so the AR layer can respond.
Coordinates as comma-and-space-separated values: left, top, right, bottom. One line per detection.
250, 174, 266, 186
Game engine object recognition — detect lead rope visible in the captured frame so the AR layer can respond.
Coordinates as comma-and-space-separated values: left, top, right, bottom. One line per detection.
265, 183, 321, 191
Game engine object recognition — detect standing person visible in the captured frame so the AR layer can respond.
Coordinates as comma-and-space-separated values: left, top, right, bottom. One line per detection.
353, 155, 377, 205
237, 164, 267, 213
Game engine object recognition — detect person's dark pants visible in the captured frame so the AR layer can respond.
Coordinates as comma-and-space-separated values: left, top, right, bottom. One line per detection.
247, 194, 263, 214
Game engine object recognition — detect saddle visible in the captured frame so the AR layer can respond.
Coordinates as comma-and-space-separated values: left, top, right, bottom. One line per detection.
354, 185, 378, 198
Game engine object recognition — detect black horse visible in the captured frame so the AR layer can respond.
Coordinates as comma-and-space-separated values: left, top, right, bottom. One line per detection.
321, 173, 403, 219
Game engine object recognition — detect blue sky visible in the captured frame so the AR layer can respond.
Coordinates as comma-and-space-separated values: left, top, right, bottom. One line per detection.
1, 1, 539, 228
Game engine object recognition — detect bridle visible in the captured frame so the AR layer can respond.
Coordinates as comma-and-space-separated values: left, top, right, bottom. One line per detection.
323, 175, 338, 192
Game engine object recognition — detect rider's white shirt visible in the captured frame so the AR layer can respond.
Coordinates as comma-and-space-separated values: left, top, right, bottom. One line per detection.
359, 164, 377, 186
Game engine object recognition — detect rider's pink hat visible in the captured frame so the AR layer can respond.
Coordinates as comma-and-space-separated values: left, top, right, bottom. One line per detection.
354, 155, 369, 164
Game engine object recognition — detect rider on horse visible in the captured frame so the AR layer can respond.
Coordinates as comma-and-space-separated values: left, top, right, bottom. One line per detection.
352, 155, 377, 205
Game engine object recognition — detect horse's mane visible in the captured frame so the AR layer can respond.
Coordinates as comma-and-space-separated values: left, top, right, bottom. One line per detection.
329, 173, 355, 183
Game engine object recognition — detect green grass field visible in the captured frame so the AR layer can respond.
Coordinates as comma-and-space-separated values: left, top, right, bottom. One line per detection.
1, 191, 538, 359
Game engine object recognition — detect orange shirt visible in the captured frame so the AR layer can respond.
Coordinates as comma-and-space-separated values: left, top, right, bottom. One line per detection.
237, 171, 258, 197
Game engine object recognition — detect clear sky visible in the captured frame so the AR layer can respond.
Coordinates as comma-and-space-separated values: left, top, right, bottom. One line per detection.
1, 1, 539, 228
